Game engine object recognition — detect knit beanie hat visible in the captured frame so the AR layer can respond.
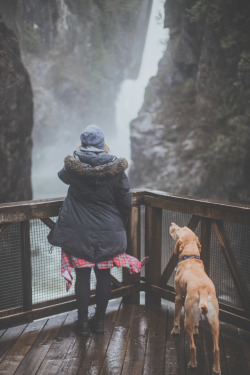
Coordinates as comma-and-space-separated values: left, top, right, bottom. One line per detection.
80, 125, 104, 150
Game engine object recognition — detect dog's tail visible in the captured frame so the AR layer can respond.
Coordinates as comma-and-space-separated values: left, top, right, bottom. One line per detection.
199, 291, 209, 315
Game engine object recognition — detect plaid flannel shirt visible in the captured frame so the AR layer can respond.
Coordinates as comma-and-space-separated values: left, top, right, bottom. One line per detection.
61, 249, 148, 291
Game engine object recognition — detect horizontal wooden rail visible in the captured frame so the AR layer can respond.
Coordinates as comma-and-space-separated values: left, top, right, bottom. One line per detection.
0, 198, 64, 224
1, 190, 250, 224
133, 189, 250, 225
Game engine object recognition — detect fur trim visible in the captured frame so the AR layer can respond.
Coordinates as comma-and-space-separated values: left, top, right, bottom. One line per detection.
64, 155, 128, 178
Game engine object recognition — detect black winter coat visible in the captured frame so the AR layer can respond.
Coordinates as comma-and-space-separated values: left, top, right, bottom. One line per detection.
48, 149, 132, 263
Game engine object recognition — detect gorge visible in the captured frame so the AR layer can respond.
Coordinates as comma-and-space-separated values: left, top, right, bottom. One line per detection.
129, 0, 250, 204
0, 0, 250, 205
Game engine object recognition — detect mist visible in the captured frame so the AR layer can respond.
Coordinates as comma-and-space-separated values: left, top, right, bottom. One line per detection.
29, 0, 168, 200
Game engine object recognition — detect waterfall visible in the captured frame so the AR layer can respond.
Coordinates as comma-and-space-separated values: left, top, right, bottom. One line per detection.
107, 0, 168, 165
30, 0, 168, 199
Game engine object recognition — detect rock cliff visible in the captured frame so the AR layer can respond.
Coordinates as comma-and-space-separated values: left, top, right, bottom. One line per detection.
16, 0, 151, 197
0, 0, 152, 200
0, 16, 33, 203
130, 0, 250, 204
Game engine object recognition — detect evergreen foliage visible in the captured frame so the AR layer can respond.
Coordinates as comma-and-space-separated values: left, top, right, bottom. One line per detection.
23, 23, 41, 53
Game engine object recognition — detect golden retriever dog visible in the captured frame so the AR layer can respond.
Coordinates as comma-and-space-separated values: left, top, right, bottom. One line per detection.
170, 223, 221, 375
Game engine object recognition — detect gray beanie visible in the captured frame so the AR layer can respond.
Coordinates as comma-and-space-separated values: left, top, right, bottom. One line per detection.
80, 125, 104, 149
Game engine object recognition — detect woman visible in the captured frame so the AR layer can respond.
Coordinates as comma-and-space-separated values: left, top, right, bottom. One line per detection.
48, 125, 147, 336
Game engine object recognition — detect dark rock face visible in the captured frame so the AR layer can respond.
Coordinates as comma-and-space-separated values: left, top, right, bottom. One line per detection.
14, 0, 151, 143
0, 18, 33, 203
13, 0, 152, 198
0, 0, 151, 200
130, 0, 250, 204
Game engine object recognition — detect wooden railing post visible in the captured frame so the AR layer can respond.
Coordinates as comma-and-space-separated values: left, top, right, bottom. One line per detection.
20, 221, 32, 313
200, 218, 212, 276
123, 206, 141, 304
145, 206, 162, 305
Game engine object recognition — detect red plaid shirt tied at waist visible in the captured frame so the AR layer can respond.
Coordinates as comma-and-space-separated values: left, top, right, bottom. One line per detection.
61, 249, 149, 291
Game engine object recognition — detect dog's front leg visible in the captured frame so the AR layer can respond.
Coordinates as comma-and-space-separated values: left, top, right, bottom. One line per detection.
171, 294, 183, 334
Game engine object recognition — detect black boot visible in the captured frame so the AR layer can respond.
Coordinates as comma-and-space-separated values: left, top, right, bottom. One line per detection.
73, 315, 90, 337
89, 313, 105, 334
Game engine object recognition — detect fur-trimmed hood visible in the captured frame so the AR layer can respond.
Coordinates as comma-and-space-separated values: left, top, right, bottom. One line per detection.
64, 155, 128, 179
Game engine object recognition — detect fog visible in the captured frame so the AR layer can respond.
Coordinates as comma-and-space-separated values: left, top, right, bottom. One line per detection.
31, 0, 168, 200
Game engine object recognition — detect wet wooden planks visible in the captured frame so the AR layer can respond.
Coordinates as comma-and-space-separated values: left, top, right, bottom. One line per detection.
0, 299, 249, 375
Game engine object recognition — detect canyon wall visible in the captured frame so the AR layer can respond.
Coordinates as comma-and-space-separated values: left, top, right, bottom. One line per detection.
0, 0, 151, 201
0, 13, 33, 203
130, 0, 250, 204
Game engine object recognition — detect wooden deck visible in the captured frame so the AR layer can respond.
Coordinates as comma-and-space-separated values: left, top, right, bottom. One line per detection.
0, 298, 249, 375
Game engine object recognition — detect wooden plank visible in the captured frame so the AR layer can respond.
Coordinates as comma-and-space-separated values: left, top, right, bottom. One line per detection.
238, 325, 250, 372
149, 285, 176, 304
1, 189, 250, 225
219, 302, 248, 318
0, 198, 64, 224
20, 221, 32, 311
58, 300, 120, 375
200, 218, 211, 276
143, 304, 167, 375
201, 319, 228, 375
0, 192, 144, 225
33, 295, 76, 310
0, 319, 46, 375
78, 301, 135, 375
158, 253, 178, 288
76, 300, 121, 374
55, 312, 93, 375
36, 311, 79, 375
0, 323, 27, 363
145, 206, 162, 305
185, 317, 208, 375
14, 314, 67, 375
123, 206, 141, 304
213, 220, 250, 315
40, 217, 55, 229
0, 285, 135, 329
0, 300, 77, 330
0, 307, 23, 318
111, 275, 124, 288
141, 190, 250, 226
159, 215, 200, 287
164, 300, 185, 375
221, 320, 250, 375
121, 305, 150, 374
187, 215, 201, 231
219, 309, 250, 331
100, 303, 136, 374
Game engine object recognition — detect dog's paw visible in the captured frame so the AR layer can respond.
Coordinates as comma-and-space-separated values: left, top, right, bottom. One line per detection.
171, 326, 180, 335
212, 368, 221, 375
188, 360, 197, 368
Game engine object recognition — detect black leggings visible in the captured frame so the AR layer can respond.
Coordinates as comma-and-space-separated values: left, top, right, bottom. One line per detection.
75, 267, 111, 319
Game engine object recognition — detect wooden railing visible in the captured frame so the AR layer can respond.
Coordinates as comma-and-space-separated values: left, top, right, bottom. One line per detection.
0, 190, 250, 330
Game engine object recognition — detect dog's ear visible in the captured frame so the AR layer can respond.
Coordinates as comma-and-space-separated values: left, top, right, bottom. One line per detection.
174, 239, 184, 255
196, 237, 202, 253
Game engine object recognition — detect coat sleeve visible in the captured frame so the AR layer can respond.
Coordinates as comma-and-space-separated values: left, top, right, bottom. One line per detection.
116, 172, 132, 225
58, 167, 71, 185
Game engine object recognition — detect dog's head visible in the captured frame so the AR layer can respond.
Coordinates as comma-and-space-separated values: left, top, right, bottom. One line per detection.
169, 222, 201, 256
